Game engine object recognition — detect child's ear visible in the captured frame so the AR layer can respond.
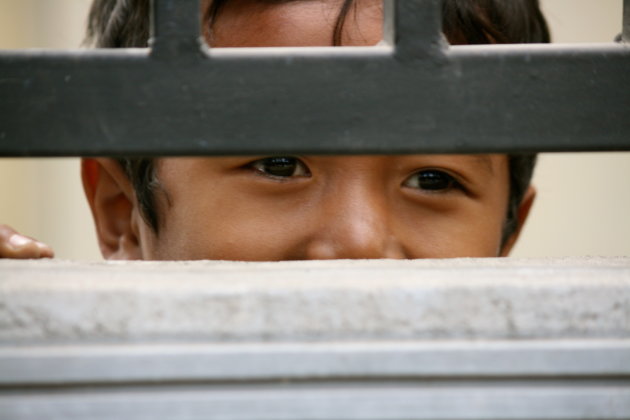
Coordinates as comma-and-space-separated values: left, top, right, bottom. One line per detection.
81, 158, 143, 260
499, 185, 536, 257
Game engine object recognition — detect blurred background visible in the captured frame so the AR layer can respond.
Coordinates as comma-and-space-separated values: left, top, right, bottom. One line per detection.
0, 0, 628, 259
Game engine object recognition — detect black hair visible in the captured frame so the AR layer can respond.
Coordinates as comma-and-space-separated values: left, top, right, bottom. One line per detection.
86, 0, 549, 248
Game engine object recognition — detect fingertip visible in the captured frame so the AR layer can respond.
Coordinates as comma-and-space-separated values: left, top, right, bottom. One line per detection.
36, 242, 55, 258
6, 234, 53, 259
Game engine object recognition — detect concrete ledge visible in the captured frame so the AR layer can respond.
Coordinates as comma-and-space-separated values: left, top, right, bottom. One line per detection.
1, 258, 629, 420
1, 257, 629, 343
2, 385, 630, 420
2, 340, 629, 385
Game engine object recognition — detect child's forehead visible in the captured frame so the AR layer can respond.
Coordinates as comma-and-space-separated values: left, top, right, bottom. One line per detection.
207, 0, 383, 47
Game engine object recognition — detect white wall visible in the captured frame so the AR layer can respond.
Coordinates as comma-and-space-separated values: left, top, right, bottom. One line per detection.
0, 0, 627, 259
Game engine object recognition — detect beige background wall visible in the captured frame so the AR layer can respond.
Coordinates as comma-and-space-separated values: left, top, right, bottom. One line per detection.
0, 0, 628, 259
0, 0, 99, 260
512, 0, 629, 257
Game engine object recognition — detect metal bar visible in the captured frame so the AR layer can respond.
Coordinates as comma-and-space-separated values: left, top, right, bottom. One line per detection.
624, 0, 630, 42
0, 0, 629, 156
0, 44, 628, 156
388, 0, 445, 59
149, 0, 202, 59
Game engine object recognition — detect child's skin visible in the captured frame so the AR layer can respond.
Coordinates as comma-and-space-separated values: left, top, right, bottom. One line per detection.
0, 224, 54, 259
1, 0, 535, 260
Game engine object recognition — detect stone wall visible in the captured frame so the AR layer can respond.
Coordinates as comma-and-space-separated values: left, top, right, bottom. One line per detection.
1, 258, 629, 419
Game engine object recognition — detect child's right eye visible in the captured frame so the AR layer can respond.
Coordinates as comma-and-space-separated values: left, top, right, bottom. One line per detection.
248, 157, 311, 179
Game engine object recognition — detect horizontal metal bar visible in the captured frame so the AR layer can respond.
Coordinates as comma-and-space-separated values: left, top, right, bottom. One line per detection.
0, 44, 628, 156
1, 340, 629, 385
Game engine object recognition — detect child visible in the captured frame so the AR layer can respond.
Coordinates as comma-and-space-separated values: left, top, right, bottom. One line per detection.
0, 0, 550, 261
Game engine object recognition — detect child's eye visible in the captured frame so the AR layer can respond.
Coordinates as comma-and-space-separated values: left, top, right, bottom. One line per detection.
248, 157, 311, 178
403, 169, 461, 192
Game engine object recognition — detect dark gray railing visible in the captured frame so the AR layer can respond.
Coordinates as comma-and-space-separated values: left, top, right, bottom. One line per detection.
0, 0, 628, 156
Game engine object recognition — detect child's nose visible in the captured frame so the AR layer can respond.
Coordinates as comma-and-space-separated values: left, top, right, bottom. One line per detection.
302, 185, 407, 260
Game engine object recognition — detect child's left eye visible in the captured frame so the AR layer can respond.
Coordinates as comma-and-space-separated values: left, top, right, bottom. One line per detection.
402, 169, 461, 192
248, 157, 311, 178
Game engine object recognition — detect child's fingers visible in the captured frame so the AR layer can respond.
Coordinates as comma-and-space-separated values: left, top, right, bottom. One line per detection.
0, 224, 54, 259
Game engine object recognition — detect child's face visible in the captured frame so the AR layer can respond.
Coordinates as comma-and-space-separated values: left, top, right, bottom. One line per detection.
138, 155, 513, 260
208, 0, 383, 47
85, 0, 534, 260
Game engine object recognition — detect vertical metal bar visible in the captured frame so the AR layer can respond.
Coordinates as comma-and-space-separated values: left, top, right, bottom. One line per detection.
150, 0, 202, 59
623, 0, 630, 42
388, 0, 445, 60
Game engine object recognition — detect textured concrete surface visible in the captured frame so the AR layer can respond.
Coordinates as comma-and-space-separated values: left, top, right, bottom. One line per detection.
1, 257, 629, 343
